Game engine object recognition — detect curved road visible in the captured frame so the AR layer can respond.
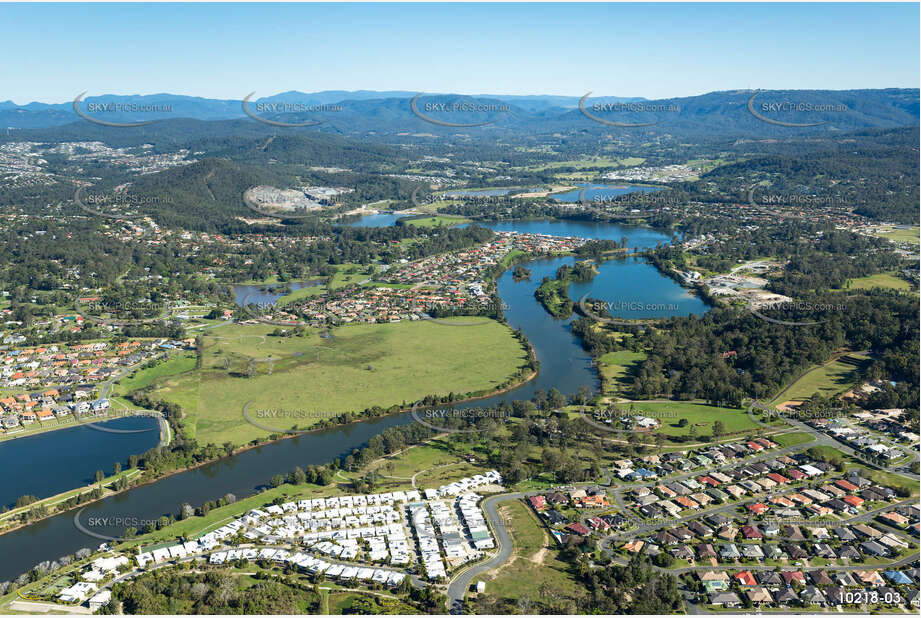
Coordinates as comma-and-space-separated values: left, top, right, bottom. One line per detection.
446, 491, 530, 614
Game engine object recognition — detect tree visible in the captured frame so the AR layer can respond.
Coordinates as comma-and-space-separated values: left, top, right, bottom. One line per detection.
288, 466, 307, 485
712, 420, 725, 438
113, 462, 122, 475
94, 469, 104, 483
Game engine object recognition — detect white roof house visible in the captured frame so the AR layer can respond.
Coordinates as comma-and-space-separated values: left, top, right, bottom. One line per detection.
59, 582, 98, 604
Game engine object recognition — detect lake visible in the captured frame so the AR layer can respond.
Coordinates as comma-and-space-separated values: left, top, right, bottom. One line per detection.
0, 416, 161, 511
232, 281, 320, 306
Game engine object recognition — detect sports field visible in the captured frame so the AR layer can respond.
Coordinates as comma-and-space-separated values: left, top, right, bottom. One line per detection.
147, 319, 529, 446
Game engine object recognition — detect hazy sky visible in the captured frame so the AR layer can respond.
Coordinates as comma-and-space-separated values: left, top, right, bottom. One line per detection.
2, 2, 918, 104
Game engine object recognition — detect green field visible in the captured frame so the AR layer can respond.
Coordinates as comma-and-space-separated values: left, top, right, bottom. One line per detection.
401, 215, 472, 227
771, 354, 868, 404
597, 349, 646, 392
114, 351, 198, 395
871, 226, 920, 246
771, 431, 815, 448
621, 401, 758, 437
845, 272, 912, 291
150, 319, 530, 446
365, 439, 462, 478
479, 500, 578, 607
523, 156, 644, 172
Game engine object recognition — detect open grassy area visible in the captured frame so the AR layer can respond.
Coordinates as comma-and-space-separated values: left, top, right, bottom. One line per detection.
844, 272, 912, 291
622, 401, 758, 437
401, 215, 472, 228
522, 156, 643, 172
500, 249, 528, 268
479, 499, 578, 606
771, 354, 868, 404
328, 263, 373, 289
364, 439, 461, 478
275, 283, 326, 305
870, 225, 920, 246
113, 351, 197, 395
771, 431, 816, 448
846, 465, 920, 497
597, 349, 646, 392
150, 319, 529, 446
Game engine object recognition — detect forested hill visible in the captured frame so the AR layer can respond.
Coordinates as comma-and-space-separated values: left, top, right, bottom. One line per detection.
687, 127, 920, 223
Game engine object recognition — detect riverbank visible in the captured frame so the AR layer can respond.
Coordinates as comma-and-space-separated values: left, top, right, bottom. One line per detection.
0, 468, 143, 537
0, 218, 675, 581
0, 331, 536, 542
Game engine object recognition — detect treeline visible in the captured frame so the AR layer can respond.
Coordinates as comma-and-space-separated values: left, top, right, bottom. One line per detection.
571, 287, 918, 409
101, 569, 322, 615
683, 130, 919, 223
579, 554, 684, 614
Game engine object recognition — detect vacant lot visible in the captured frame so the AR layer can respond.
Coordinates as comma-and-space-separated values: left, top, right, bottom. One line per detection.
364, 439, 464, 478
114, 351, 197, 395
481, 500, 578, 607
624, 401, 757, 437
771, 354, 868, 404
150, 319, 529, 446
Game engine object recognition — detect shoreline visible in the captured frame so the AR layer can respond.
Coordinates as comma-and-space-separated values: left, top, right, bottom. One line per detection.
0, 324, 538, 541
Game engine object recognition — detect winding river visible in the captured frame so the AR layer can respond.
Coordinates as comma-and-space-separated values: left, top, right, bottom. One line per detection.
0, 219, 706, 581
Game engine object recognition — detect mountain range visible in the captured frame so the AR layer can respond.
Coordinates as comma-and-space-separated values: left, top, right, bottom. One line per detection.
0, 89, 917, 137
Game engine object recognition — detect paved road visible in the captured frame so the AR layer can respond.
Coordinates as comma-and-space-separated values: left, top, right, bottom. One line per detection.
8, 600, 93, 614
445, 491, 531, 614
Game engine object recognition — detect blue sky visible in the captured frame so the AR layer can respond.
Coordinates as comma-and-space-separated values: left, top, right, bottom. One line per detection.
2, 2, 918, 104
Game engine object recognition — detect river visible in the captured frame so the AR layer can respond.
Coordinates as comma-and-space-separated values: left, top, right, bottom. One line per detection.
0, 218, 705, 581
